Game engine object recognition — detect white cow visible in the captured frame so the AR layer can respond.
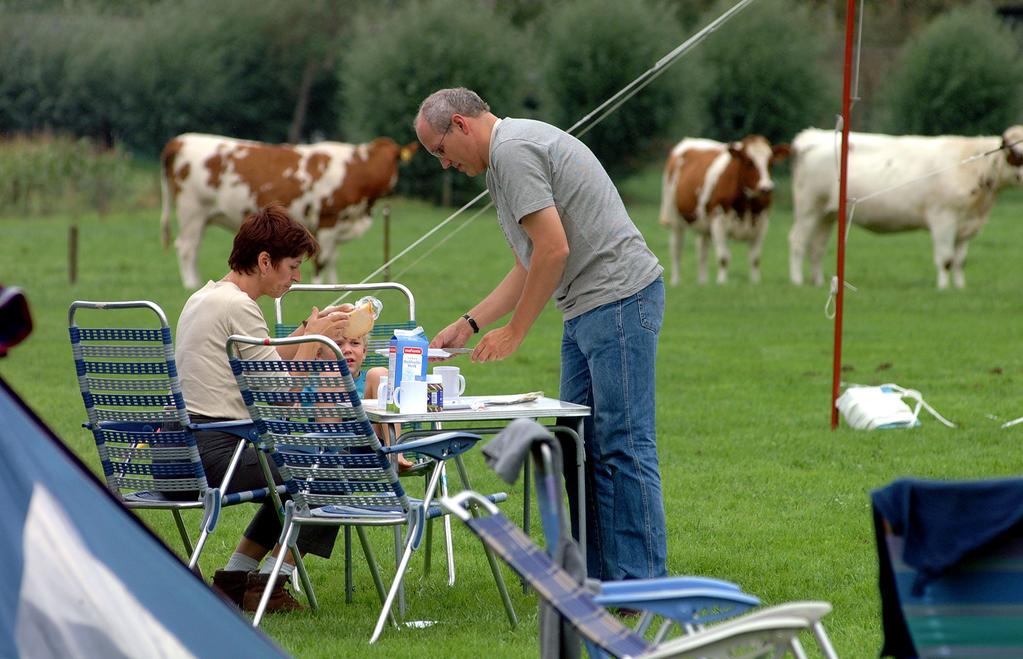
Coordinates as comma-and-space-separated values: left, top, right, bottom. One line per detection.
788, 125, 1023, 289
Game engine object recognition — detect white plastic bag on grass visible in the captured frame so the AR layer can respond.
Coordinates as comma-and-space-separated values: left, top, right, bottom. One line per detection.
836, 383, 956, 430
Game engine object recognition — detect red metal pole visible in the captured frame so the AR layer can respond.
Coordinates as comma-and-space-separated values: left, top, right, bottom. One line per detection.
831, 0, 857, 429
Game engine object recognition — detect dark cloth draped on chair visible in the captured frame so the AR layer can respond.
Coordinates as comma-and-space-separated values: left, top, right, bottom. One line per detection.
872, 477, 1023, 658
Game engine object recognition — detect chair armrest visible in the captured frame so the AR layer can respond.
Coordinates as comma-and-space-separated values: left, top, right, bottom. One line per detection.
593, 585, 760, 626
598, 576, 742, 596
91, 421, 158, 432
189, 420, 260, 443
383, 431, 482, 460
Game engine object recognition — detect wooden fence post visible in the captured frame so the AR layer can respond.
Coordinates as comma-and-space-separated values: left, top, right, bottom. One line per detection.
382, 205, 391, 281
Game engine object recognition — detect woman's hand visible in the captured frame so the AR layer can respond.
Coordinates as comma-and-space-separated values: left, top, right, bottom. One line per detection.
318, 303, 355, 318
304, 306, 349, 342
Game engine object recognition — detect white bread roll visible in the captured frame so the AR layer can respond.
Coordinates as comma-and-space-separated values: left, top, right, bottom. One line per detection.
342, 300, 376, 338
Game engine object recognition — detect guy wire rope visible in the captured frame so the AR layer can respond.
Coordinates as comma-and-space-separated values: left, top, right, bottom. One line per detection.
329, 0, 759, 306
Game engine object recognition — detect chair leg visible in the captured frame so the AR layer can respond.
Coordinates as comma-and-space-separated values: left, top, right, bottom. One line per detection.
475, 514, 518, 629
252, 521, 297, 626
440, 463, 456, 586
812, 622, 839, 659
423, 516, 433, 576
423, 469, 433, 576
451, 455, 518, 628
356, 527, 397, 627
370, 519, 422, 644
371, 463, 446, 643
171, 510, 196, 562
521, 452, 530, 594
292, 539, 316, 610
344, 527, 354, 603
187, 488, 220, 575
789, 636, 809, 659
393, 526, 405, 618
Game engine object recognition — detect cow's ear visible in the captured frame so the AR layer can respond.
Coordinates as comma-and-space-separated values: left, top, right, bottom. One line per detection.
400, 142, 419, 163
772, 143, 791, 162
728, 142, 743, 157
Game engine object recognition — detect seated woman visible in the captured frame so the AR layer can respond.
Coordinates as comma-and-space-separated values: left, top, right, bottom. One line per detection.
175, 203, 352, 613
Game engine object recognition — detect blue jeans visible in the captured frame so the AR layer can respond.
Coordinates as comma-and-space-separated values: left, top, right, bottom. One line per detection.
558, 278, 667, 581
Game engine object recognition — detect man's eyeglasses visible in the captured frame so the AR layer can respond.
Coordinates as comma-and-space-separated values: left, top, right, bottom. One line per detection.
429, 123, 452, 159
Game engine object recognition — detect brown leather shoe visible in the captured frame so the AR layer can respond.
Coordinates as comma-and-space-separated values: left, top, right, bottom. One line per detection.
242, 571, 305, 613
210, 569, 249, 608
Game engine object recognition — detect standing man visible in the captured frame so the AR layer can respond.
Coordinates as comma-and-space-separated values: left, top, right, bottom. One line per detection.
414, 87, 667, 581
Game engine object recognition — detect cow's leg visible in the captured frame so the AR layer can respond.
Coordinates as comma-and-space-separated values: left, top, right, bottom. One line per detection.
929, 216, 957, 290
174, 202, 207, 289
696, 233, 711, 285
952, 239, 969, 289
787, 213, 814, 285
668, 223, 684, 286
313, 226, 340, 285
806, 216, 835, 287
709, 212, 730, 285
748, 214, 768, 284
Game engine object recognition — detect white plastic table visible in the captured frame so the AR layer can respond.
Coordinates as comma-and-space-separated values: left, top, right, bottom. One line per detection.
365, 395, 591, 574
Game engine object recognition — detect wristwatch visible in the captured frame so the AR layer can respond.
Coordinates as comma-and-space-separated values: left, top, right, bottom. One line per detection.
462, 313, 479, 333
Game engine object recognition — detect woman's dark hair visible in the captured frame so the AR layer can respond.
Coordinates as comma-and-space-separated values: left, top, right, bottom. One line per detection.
228, 203, 318, 273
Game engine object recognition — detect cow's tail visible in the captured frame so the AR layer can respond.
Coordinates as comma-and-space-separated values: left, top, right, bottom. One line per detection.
159, 144, 174, 250
658, 154, 681, 228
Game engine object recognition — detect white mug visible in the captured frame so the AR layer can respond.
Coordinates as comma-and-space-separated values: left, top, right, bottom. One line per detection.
376, 376, 390, 410
393, 379, 428, 414
433, 366, 466, 401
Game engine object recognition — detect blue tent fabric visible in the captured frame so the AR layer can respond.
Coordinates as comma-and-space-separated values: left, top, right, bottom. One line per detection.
0, 377, 287, 659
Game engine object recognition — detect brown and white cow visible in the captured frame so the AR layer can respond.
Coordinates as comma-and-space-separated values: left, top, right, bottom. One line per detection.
659, 135, 790, 285
789, 126, 1023, 289
160, 133, 417, 288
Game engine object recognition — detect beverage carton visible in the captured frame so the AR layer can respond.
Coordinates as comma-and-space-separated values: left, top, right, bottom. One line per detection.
387, 327, 429, 411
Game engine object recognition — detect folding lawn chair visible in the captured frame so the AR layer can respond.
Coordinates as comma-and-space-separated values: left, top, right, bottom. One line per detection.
225, 332, 517, 641
482, 419, 838, 657
274, 282, 456, 594
68, 300, 283, 576
273, 282, 416, 370
441, 490, 834, 659
873, 477, 1023, 658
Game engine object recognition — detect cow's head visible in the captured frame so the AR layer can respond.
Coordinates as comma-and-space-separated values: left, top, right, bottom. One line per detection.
400, 141, 418, 164
728, 135, 790, 200
361, 138, 419, 195
1002, 125, 1023, 171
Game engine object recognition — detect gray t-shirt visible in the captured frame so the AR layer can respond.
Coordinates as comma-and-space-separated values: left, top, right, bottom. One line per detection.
486, 118, 662, 320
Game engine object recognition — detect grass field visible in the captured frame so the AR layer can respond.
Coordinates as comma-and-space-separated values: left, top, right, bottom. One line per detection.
2, 165, 1022, 657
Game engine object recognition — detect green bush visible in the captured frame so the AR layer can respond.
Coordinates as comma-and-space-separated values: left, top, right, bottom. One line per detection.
538, 0, 696, 177
693, 0, 835, 144
0, 134, 136, 216
0, 2, 347, 156
341, 0, 532, 204
116, 0, 345, 155
0, 11, 128, 144
881, 5, 1023, 136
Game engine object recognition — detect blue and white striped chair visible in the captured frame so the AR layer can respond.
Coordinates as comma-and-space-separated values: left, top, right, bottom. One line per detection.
442, 490, 834, 659
225, 332, 516, 640
482, 420, 838, 657
68, 300, 282, 575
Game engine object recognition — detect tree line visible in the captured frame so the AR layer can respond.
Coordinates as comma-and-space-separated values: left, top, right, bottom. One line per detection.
1, 0, 1020, 204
